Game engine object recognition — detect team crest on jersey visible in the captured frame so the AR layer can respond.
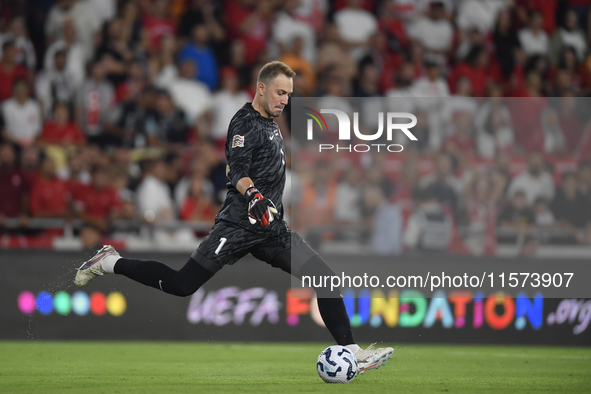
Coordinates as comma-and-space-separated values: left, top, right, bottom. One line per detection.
232, 135, 245, 148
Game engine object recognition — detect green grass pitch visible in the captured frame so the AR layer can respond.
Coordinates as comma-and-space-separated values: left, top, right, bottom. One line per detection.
0, 342, 589, 393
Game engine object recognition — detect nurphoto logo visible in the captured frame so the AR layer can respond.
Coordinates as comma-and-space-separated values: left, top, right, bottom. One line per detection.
303, 107, 418, 153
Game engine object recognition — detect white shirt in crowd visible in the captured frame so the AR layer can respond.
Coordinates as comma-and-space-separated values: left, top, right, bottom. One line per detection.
211, 90, 252, 140
558, 28, 587, 61
334, 6, 377, 60
456, 0, 507, 34
271, 11, 316, 63
156, 65, 212, 123
44, 40, 87, 90
136, 175, 175, 219
1, 98, 42, 146
507, 170, 555, 205
45, 1, 100, 62
518, 28, 549, 56
408, 16, 454, 52
335, 182, 361, 224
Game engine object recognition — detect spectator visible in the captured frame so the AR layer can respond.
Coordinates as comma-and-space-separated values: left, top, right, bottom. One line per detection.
210, 67, 251, 142
95, 17, 134, 87
475, 86, 514, 159
410, 60, 450, 150
449, 45, 490, 97
378, 0, 410, 54
498, 189, 535, 233
0, 142, 28, 225
549, 9, 587, 65
444, 112, 477, 165
178, 23, 218, 91
156, 59, 212, 125
334, 0, 378, 61
35, 49, 76, 118
1, 79, 42, 148
39, 102, 86, 146
540, 107, 567, 154
403, 188, 453, 252
178, 0, 225, 44
507, 152, 555, 205
279, 36, 317, 96
0, 16, 36, 71
115, 60, 147, 105
0, 40, 29, 102
464, 171, 503, 254
533, 196, 555, 226
408, 1, 454, 56
224, 0, 274, 65
271, 0, 316, 64
75, 61, 116, 146
29, 155, 68, 218
109, 86, 156, 148
136, 158, 175, 223
141, 0, 177, 52
335, 165, 362, 229
418, 152, 462, 215
45, 0, 101, 62
44, 18, 86, 90
180, 175, 216, 223
518, 11, 549, 57
144, 89, 191, 146
73, 165, 121, 233
551, 171, 591, 244
456, 0, 507, 34
119, 0, 146, 50
492, 9, 521, 81
174, 157, 215, 210
296, 162, 338, 243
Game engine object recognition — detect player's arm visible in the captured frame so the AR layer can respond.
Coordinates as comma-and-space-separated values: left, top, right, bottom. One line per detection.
226, 117, 277, 226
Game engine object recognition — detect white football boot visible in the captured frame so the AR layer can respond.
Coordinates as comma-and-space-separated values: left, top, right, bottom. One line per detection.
74, 245, 119, 287
355, 343, 394, 375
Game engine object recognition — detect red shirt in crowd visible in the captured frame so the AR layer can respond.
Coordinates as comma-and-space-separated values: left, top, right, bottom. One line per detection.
510, 96, 548, 152
528, 0, 558, 33
0, 63, 28, 101
448, 63, 490, 97
40, 121, 87, 145
74, 185, 121, 220
224, 0, 269, 64
142, 14, 176, 50
180, 197, 216, 222
29, 177, 68, 217
0, 169, 28, 217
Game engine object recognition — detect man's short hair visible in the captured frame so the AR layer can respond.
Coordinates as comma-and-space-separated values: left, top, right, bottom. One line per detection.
257, 61, 296, 86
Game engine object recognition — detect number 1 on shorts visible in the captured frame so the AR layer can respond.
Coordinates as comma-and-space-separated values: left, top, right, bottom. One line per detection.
215, 237, 227, 255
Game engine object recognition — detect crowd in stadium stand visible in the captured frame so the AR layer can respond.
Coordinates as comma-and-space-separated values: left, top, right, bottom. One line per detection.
0, 0, 591, 254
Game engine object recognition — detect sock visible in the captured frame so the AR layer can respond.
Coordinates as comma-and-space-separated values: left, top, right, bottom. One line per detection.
101, 254, 121, 274
345, 344, 361, 354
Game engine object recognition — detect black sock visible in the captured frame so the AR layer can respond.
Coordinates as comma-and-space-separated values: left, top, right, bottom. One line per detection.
114, 257, 213, 297
298, 255, 355, 346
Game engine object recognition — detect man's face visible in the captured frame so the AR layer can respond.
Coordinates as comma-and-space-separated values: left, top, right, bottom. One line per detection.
260, 74, 293, 118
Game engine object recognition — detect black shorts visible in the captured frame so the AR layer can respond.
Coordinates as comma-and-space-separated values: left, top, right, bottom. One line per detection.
191, 220, 318, 275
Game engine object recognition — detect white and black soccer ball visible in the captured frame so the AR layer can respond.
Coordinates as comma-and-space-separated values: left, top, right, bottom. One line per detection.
316, 345, 358, 383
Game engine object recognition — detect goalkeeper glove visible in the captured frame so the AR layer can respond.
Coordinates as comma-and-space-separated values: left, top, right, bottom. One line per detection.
245, 186, 278, 226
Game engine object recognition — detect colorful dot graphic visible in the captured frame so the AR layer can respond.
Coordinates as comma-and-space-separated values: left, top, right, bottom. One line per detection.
17, 291, 127, 317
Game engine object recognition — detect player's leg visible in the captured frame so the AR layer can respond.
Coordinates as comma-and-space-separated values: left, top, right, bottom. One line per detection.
252, 225, 393, 374
73, 245, 215, 297
73, 222, 250, 296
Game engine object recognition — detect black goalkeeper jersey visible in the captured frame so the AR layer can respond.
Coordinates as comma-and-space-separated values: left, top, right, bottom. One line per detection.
216, 102, 286, 232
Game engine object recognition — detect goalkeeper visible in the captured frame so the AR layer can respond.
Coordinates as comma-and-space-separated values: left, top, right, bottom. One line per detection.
73, 61, 392, 374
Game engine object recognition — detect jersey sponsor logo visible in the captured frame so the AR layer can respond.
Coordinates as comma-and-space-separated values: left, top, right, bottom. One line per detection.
232, 135, 245, 148
269, 133, 274, 140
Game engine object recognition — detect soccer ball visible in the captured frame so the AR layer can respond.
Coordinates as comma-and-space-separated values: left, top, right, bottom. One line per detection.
316, 345, 358, 383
